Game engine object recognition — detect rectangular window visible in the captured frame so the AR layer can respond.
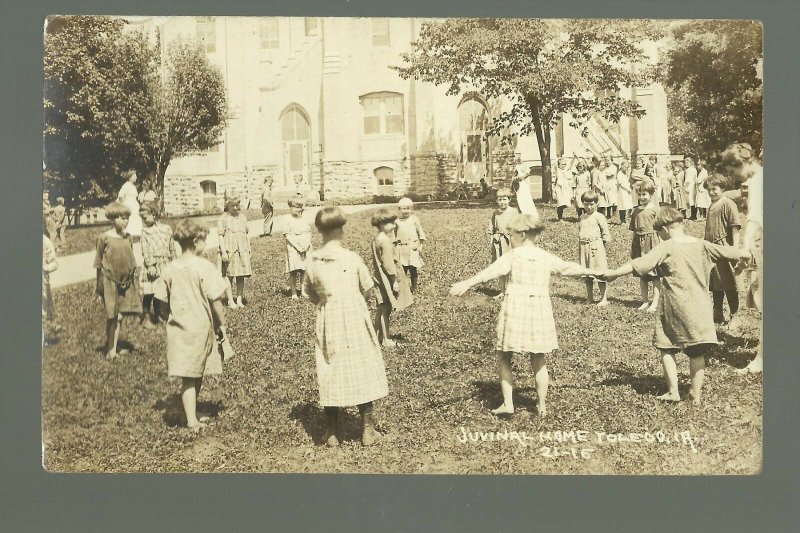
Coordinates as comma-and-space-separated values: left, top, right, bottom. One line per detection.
260, 18, 280, 49
372, 18, 390, 46
361, 93, 404, 136
196, 17, 216, 54
304, 17, 318, 36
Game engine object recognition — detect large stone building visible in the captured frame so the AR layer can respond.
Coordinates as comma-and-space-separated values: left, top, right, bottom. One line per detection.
128, 17, 670, 215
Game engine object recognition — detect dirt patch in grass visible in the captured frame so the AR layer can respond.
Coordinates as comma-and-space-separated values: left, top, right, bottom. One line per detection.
42, 205, 762, 473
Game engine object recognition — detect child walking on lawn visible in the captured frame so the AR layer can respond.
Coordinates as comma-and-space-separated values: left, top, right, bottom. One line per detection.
629, 181, 662, 312
602, 207, 749, 404
303, 207, 389, 446
284, 196, 312, 299
395, 197, 427, 293
372, 208, 413, 347
94, 201, 140, 360
217, 195, 252, 308
578, 191, 611, 306
450, 213, 600, 418
154, 219, 229, 431
703, 173, 742, 325
139, 202, 178, 327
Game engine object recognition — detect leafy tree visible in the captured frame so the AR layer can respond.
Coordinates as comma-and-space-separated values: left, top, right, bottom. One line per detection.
395, 19, 662, 201
44, 16, 228, 216
662, 20, 762, 160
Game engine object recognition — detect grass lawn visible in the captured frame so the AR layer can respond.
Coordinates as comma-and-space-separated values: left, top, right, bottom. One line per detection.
55, 208, 268, 256
42, 205, 762, 474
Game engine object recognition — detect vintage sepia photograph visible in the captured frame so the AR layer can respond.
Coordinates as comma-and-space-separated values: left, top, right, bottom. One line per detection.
41, 16, 763, 474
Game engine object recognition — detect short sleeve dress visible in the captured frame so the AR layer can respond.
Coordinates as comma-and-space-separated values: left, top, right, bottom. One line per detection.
395, 214, 427, 269
490, 207, 517, 261
629, 205, 661, 280
479, 247, 589, 354
283, 215, 312, 273
372, 234, 413, 311
593, 168, 609, 208
578, 211, 610, 270
139, 222, 177, 295
574, 171, 592, 207
704, 196, 741, 292
154, 255, 228, 378
684, 166, 698, 207
302, 244, 389, 407
695, 168, 711, 209
631, 239, 741, 350
553, 168, 574, 208
94, 231, 140, 318
604, 165, 618, 207
217, 213, 252, 277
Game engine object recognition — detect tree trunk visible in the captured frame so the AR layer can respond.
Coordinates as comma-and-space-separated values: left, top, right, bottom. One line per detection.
156, 161, 168, 216
526, 94, 553, 203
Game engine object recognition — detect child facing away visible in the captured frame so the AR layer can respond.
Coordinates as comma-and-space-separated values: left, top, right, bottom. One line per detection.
602, 207, 749, 404
578, 191, 611, 306
94, 201, 140, 360
154, 219, 229, 431
139, 202, 178, 328
42, 229, 60, 344
395, 197, 427, 293
489, 188, 517, 297
217, 195, 252, 308
284, 196, 313, 299
629, 181, 662, 312
450, 213, 600, 417
371, 208, 413, 348
302, 207, 389, 446
703, 173, 742, 325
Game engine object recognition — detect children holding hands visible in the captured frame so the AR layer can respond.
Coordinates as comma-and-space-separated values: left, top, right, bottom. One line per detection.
451, 213, 601, 417
154, 219, 229, 431
600, 207, 750, 404
577, 191, 611, 306
628, 181, 662, 311
284, 196, 313, 299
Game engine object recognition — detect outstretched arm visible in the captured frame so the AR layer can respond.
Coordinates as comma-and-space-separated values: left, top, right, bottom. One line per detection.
450, 254, 512, 296
600, 263, 635, 282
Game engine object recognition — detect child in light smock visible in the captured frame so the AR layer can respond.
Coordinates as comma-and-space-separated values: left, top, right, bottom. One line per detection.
451, 213, 599, 417
577, 191, 611, 306
283, 196, 313, 299
217, 195, 252, 308
395, 197, 427, 293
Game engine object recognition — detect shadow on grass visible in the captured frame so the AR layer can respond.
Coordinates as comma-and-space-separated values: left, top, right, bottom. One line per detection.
599, 367, 687, 398
710, 329, 759, 370
553, 291, 642, 309
473, 286, 502, 298
288, 402, 363, 445
470, 380, 538, 413
154, 393, 224, 428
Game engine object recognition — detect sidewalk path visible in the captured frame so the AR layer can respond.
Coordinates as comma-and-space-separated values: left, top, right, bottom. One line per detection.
50, 203, 388, 289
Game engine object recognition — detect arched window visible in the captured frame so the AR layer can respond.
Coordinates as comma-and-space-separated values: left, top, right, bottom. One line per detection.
458, 95, 491, 183
374, 166, 394, 195
280, 105, 312, 188
200, 180, 217, 211
361, 92, 404, 135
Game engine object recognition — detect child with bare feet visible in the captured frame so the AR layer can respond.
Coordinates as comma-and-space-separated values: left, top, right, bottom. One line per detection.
154, 219, 229, 431
450, 213, 599, 417
94, 202, 140, 360
628, 181, 662, 311
371, 208, 413, 347
601, 207, 749, 404
577, 191, 611, 306
489, 188, 516, 298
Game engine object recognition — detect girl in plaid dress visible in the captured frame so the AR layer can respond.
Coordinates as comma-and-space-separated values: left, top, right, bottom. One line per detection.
303, 207, 389, 446
217, 195, 252, 308
450, 213, 599, 418
139, 202, 177, 327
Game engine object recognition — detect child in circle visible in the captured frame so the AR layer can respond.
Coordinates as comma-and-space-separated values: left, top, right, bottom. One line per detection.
671, 162, 688, 216
450, 213, 600, 417
553, 157, 576, 222
602, 207, 750, 404
395, 197, 427, 293
94, 201, 140, 360
573, 162, 592, 217
302, 207, 389, 446
42, 227, 60, 344
217, 195, 252, 308
52, 196, 67, 249
371, 208, 413, 347
139, 202, 178, 327
284, 196, 313, 299
694, 158, 711, 220
616, 160, 634, 224
592, 158, 609, 217
629, 181, 662, 312
154, 219, 229, 431
704, 173, 742, 325
489, 188, 517, 298
603, 156, 619, 221
578, 191, 611, 306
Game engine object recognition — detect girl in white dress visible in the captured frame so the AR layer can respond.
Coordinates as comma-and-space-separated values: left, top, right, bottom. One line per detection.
616, 160, 634, 224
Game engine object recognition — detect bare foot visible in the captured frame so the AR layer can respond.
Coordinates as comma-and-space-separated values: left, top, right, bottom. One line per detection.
646, 302, 659, 313
361, 426, 382, 446
381, 339, 397, 348
735, 362, 763, 375
637, 302, 650, 311
491, 404, 515, 415
686, 393, 702, 405
105, 351, 118, 361
595, 299, 609, 307
187, 421, 207, 432
656, 392, 681, 402
197, 415, 212, 423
